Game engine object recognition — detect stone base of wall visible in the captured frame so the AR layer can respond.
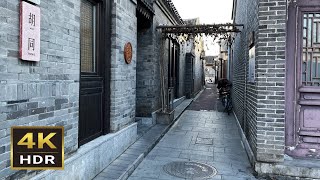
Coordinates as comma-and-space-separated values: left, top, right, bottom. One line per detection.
31, 123, 137, 180
233, 111, 256, 165
255, 159, 320, 179
234, 111, 320, 179
136, 117, 155, 126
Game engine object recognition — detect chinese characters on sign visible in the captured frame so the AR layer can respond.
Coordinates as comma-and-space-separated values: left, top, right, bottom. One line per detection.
20, 1, 40, 61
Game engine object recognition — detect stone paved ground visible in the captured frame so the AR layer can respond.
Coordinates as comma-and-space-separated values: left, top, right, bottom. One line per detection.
187, 83, 224, 112
93, 99, 193, 180
128, 86, 257, 180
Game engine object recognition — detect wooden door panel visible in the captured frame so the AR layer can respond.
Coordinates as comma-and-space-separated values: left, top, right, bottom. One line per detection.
287, 2, 320, 158
299, 105, 320, 129
79, 0, 108, 146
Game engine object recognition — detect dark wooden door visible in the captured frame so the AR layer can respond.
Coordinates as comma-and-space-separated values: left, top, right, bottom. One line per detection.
174, 45, 180, 98
79, 0, 109, 146
191, 57, 195, 95
286, 0, 320, 158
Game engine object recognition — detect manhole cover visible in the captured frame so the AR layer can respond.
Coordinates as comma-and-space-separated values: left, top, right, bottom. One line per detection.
163, 161, 217, 179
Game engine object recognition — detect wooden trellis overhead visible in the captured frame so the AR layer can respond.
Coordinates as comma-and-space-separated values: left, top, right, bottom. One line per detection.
157, 24, 243, 34
157, 23, 244, 44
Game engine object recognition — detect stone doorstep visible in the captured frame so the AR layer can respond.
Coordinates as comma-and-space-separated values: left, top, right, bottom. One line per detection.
92, 98, 195, 180
233, 110, 320, 180
255, 161, 320, 179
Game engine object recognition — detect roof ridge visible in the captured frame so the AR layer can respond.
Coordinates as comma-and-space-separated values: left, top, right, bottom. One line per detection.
163, 0, 184, 24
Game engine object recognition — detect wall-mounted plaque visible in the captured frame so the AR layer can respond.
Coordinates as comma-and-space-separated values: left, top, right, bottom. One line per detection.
248, 46, 255, 83
20, 1, 41, 61
25, 0, 41, 5
124, 42, 132, 64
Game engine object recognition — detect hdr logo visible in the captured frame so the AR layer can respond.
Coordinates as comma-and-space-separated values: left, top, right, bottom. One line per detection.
11, 126, 64, 170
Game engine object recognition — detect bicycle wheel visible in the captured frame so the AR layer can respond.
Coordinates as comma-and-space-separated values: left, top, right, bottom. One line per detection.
226, 99, 233, 115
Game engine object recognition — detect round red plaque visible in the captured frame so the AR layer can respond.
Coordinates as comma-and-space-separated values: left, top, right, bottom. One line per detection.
124, 42, 132, 64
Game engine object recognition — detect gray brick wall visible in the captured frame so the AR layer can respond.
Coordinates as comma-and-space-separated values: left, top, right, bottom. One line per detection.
136, 1, 186, 117
0, 0, 80, 178
110, 0, 137, 132
185, 53, 194, 97
233, 0, 258, 155
184, 40, 204, 98
255, 0, 286, 162
232, 0, 286, 163
178, 43, 186, 98
136, 23, 160, 117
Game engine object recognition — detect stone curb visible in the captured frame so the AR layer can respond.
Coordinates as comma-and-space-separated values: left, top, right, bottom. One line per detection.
115, 98, 195, 180
118, 154, 144, 180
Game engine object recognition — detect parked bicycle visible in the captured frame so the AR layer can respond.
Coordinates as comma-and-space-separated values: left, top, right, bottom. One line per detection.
217, 79, 233, 115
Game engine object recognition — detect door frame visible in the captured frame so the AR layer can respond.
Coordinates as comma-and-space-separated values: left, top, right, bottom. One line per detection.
79, 0, 111, 146
286, 0, 320, 150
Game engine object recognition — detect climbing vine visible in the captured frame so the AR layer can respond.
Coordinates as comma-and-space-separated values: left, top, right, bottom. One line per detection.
157, 23, 243, 46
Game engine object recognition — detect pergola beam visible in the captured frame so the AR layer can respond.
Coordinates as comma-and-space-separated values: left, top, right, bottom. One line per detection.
157, 24, 244, 34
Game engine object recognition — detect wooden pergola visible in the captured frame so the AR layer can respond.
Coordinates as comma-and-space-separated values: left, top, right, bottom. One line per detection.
156, 23, 243, 113
157, 23, 243, 34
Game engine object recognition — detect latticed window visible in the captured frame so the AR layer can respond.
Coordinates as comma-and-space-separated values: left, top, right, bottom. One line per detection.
302, 13, 320, 86
80, 0, 96, 73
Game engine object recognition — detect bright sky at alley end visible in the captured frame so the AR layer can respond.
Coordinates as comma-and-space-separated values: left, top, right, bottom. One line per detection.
171, 0, 234, 24
171, 0, 234, 56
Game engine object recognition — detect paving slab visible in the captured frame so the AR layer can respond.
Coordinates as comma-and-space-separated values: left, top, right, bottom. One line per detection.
92, 98, 193, 180
127, 86, 257, 180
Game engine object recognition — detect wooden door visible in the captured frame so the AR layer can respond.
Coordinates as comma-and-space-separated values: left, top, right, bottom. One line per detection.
286, 0, 320, 158
79, 0, 109, 146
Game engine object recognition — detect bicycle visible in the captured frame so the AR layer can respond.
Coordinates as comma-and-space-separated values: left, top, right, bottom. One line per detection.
221, 91, 233, 115
218, 82, 233, 115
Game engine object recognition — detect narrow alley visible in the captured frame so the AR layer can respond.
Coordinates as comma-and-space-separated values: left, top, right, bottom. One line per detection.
127, 85, 256, 180
3, 0, 320, 179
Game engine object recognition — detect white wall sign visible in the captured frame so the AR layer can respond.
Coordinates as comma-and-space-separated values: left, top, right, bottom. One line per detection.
19, 1, 41, 61
248, 46, 255, 83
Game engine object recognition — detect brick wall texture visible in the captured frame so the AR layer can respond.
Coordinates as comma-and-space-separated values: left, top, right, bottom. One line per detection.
110, 0, 137, 132
0, 0, 138, 178
136, 1, 201, 116
233, 0, 259, 159
232, 0, 286, 163
0, 0, 80, 178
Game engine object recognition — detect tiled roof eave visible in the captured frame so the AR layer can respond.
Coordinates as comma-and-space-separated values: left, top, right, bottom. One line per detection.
139, 0, 155, 14
163, 0, 184, 24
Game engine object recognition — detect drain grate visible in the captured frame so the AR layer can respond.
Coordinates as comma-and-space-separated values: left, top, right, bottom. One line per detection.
163, 161, 217, 179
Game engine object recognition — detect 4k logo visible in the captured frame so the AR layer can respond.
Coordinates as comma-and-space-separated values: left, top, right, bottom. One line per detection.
11, 126, 64, 170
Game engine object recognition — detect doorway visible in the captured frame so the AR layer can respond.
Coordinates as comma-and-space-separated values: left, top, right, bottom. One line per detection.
79, 0, 111, 146
286, 0, 320, 158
